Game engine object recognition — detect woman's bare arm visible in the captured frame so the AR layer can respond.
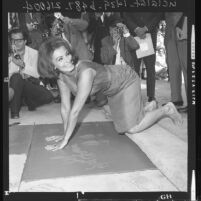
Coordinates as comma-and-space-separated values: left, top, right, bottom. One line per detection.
63, 68, 95, 142
46, 68, 96, 151
57, 77, 71, 131
45, 77, 71, 144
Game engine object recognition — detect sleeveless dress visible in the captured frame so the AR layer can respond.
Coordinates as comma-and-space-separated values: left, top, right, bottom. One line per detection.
61, 60, 144, 133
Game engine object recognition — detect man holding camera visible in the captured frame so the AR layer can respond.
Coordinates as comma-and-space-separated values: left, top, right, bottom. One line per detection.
100, 18, 139, 68
9, 28, 53, 119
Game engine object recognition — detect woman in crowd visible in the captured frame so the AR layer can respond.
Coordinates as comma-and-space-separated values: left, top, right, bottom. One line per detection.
38, 37, 182, 151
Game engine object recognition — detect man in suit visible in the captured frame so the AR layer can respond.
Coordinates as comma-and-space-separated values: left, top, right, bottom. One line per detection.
121, 12, 163, 102
164, 12, 187, 112
100, 19, 139, 67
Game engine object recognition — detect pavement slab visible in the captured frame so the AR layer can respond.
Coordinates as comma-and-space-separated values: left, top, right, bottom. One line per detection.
19, 170, 178, 192
126, 124, 187, 191
9, 125, 34, 192
158, 116, 187, 142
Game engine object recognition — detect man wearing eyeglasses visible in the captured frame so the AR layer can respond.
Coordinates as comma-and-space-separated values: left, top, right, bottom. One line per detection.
8, 28, 53, 119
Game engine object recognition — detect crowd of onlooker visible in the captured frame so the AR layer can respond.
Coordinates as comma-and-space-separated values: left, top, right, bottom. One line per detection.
8, 12, 188, 119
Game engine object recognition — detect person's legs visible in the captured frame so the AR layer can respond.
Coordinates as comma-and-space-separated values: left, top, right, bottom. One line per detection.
166, 32, 183, 104
131, 52, 141, 76
127, 102, 182, 134
9, 73, 25, 117
143, 54, 156, 101
23, 80, 53, 110
143, 30, 157, 101
177, 40, 187, 97
176, 39, 188, 112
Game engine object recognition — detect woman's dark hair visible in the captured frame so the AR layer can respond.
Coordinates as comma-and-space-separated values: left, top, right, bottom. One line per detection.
38, 37, 78, 79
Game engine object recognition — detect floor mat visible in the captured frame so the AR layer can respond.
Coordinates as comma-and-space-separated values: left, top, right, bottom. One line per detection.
22, 122, 156, 181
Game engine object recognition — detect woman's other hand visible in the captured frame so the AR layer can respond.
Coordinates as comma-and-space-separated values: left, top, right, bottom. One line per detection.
45, 139, 69, 151
45, 135, 64, 142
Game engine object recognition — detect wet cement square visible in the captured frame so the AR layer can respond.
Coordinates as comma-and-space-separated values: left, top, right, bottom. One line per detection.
22, 122, 156, 181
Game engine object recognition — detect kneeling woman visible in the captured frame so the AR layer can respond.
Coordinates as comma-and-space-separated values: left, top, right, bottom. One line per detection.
38, 37, 182, 151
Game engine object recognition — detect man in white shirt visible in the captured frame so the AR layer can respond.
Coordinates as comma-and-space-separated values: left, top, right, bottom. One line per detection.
9, 28, 53, 119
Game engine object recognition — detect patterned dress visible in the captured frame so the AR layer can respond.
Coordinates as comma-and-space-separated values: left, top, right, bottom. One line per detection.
61, 60, 144, 133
